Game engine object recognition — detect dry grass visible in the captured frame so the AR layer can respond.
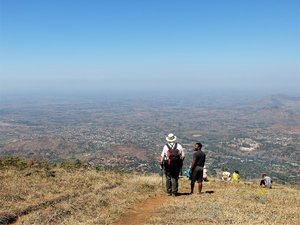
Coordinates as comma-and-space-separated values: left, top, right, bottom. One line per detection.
0, 167, 162, 225
1, 166, 299, 225
146, 178, 300, 225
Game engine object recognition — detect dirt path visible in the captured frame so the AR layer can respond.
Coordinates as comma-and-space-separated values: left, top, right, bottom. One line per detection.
112, 194, 169, 225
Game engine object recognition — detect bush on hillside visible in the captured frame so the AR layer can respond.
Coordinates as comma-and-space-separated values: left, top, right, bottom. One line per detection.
0, 156, 28, 170
59, 159, 82, 171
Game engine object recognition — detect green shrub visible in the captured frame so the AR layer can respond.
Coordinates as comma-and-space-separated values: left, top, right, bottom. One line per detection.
0, 156, 28, 170
60, 159, 83, 171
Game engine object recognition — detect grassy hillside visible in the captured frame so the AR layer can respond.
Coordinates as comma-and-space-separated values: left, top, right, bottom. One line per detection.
146, 179, 299, 225
0, 157, 299, 225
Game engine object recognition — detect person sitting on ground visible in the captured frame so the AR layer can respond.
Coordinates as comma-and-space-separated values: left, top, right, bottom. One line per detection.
222, 169, 231, 182
260, 174, 272, 189
203, 165, 209, 182
190, 142, 206, 194
232, 170, 240, 182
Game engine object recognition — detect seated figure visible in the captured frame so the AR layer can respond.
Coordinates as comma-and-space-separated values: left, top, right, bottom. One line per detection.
232, 170, 240, 182
260, 174, 272, 189
222, 169, 231, 182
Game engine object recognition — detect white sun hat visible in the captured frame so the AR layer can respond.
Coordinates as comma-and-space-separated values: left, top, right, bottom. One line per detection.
166, 133, 177, 142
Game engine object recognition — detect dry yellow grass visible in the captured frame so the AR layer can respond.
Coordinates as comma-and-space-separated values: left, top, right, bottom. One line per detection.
1, 165, 299, 225
0, 167, 163, 225
146, 178, 300, 225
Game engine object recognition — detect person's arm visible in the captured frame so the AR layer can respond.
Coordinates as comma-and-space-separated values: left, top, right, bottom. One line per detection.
160, 146, 167, 170
179, 144, 185, 161
160, 156, 164, 170
190, 154, 196, 172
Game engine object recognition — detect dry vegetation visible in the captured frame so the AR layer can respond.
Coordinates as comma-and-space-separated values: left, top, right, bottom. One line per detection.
146, 178, 300, 225
0, 157, 299, 225
0, 158, 162, 225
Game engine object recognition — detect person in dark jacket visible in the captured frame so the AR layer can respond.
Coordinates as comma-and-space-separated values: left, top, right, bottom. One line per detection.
190, 142, 206, 194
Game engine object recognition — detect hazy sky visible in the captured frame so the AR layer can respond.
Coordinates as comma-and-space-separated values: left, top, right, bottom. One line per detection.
0, 0, 299, 95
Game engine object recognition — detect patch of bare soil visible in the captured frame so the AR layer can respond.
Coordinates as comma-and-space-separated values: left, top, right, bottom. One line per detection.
112, 194, 169, 225
271, 125, 300, 134
110, 145, 148, 161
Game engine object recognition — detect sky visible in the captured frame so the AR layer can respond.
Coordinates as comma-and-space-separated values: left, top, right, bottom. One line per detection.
0, 0, 299, 96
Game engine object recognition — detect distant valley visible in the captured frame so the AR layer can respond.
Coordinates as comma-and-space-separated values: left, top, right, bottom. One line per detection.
0, 93, 299, 184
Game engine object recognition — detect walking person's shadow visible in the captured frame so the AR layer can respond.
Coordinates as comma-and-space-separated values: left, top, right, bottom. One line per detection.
177, 190, 215, 196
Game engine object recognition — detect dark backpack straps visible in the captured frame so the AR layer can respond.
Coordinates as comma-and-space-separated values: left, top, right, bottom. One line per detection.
166, 143, 172, 150
166, 143, 177, 150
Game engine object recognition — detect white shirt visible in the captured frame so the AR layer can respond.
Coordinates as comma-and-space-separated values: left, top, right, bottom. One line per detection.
222, 171, 231, 181
161, 142, 185, 160
264, 176, 272, 187
203, 168, 208, 178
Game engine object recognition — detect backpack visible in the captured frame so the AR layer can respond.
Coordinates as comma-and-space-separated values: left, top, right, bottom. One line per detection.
166, 143, 181, 167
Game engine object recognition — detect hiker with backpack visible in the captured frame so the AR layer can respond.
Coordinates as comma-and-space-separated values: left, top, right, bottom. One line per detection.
190, 142, 206, 194
160, 133, 185, 197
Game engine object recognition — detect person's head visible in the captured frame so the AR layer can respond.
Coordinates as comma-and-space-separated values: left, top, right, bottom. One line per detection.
235, 170, 239, 174
166, 133, 177, 143
262, 173, 266, 178
194, 142, 202, 151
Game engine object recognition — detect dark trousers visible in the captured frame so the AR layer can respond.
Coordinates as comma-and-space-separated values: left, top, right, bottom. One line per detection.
165, 168, 180, 194
260, 179, 272, 187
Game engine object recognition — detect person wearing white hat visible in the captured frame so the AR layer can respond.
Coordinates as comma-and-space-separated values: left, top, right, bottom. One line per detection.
160, 133, 185, 196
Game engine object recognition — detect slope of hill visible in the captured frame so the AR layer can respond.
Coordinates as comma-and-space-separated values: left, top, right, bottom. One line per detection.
1, 158, 299, 225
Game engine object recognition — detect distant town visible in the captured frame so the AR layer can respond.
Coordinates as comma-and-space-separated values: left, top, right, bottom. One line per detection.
0, 94, 299, 184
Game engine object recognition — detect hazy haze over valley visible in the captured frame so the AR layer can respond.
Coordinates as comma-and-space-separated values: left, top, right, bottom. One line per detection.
0, 92, 299, 184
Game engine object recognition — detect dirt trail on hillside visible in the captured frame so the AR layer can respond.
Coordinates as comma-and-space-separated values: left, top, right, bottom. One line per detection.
112, 194, 169, 225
